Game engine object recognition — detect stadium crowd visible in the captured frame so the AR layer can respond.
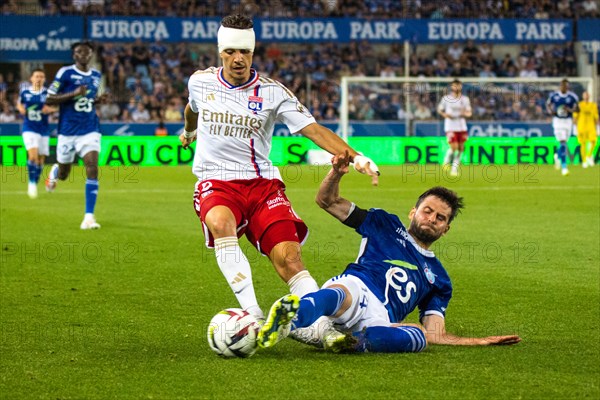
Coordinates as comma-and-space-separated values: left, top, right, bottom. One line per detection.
0, 0, 594, 124
2, 0, 599, 19
0, 38, 582, 124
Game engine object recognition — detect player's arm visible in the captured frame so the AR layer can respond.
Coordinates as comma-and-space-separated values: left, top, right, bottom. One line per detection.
462, 98, 472, 118
16, 101, 25, 115
41, 105, 58, 114
300, 122, 380, 184
46, 85, 87, 106
437, 100, 449, 119
545, 96, 554, 115
316, 151, 367, 227
571, 100, 580, 113
421, 314, 521, 346
179, 103, 198, 149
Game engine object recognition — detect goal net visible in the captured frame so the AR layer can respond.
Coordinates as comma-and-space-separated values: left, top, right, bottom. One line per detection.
339, 76, 595, 141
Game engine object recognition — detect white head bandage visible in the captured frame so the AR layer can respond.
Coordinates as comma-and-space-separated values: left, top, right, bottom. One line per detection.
217, 26, 255, 54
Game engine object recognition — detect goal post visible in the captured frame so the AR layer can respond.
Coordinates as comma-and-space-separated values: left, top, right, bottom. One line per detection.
339, 76, 595, 141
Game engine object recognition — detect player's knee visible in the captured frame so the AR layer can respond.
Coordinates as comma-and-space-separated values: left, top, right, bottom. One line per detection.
274, 245, 303, 266
208, 219, 237, 237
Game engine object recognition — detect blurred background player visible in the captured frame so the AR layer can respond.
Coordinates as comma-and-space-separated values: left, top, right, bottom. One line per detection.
573, 91, 598, 168
180, 14, 379, 344
45, 42, 104, 229
437, 79, 472, 177
546, 79, 579, 176
259, 152, 521, 352
17, 69, 56, 199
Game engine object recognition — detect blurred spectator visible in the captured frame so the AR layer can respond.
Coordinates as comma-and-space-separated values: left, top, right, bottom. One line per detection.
131, 103, 151, 122
519, 61, 539, 78
447, 42, 463, 62
0, 103, 16, 122
0, 73, 7, 95
581, 0, 599, 17
557, 0, 573, 17
98, 93, 121, 121
164, 98, 183, 122
479, 64, 497, 78
414, 102, 432, 120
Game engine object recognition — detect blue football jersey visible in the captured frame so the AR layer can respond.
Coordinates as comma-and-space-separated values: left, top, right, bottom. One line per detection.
48, 65, 101, 136
20, 87, 50, 136
344, 209, 452, 323
547, 91, 579, 119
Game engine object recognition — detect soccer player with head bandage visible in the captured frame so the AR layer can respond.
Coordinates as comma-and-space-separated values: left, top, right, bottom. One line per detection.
180, 14, 379, 347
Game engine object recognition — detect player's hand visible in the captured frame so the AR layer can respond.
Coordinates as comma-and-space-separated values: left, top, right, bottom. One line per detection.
353, 154, 380, 186
74, 85, 88, 98
41, 105, 55, 114
331, 151, 351, 175
480, 335, 522, 345
179, 132, 196, 149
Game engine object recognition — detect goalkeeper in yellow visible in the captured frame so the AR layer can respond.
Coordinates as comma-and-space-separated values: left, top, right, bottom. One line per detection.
573, 91, 598, 168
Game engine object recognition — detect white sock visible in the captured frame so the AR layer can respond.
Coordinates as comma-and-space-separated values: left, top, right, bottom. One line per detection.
287, 270, 319, 298
452, 151, 463, 169
444, 148, 454, 165
49, 163, 59, 181
214, 237, 263, 319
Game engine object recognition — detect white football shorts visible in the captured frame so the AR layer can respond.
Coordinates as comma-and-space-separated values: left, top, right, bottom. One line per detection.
22, 132, 50, 156
56, 132, 101, 164
322, 274, 391, 333
552, 117, 573, 142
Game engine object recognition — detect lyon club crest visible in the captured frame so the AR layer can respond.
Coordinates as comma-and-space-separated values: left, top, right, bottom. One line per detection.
248, 96, 263, 113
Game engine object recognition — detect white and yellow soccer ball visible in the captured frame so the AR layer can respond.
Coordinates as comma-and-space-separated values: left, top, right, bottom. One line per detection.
207, 308, 260, 358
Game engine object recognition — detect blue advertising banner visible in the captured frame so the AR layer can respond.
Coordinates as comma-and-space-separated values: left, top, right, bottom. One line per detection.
576, 19, 600, 41
87, 18, 573, 44
577, 19, 600, 60
414, 121, 554, 137
0, 16, 84, 61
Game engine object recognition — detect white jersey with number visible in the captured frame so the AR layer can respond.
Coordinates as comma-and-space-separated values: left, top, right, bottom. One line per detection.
187, 67, 316, 182
437, 94, 471, 132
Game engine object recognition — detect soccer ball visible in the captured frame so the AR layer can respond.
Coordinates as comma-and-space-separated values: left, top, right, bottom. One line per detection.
556, 105, 567, 117
207, 308, 260, 358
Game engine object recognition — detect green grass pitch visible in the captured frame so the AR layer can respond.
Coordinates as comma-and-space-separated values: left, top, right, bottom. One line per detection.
1, 164, 598, 399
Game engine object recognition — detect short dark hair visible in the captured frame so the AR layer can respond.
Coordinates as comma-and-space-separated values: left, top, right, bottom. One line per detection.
30, 69, 45, 76
452, 78, 462, 85
561, 78, 569, 84
71, 41, 95, 54
221, 14, 253, 29
415, 186, 464, 223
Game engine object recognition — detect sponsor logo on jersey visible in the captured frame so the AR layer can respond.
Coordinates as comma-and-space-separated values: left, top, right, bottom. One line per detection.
266, 192, 290, 210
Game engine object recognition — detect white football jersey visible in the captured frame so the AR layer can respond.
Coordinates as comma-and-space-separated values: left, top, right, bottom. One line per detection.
437, 94, 471, 132
187, 67, 316, 181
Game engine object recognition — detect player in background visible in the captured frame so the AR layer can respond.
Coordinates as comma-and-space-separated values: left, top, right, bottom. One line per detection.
180, 14, 380, 345
437, 79, 472, 177
17, 69, 56, 199
45, 41, 104, 229
573, 91, 598, 168
546, 79, 579, 176
259, 152, 521, 353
